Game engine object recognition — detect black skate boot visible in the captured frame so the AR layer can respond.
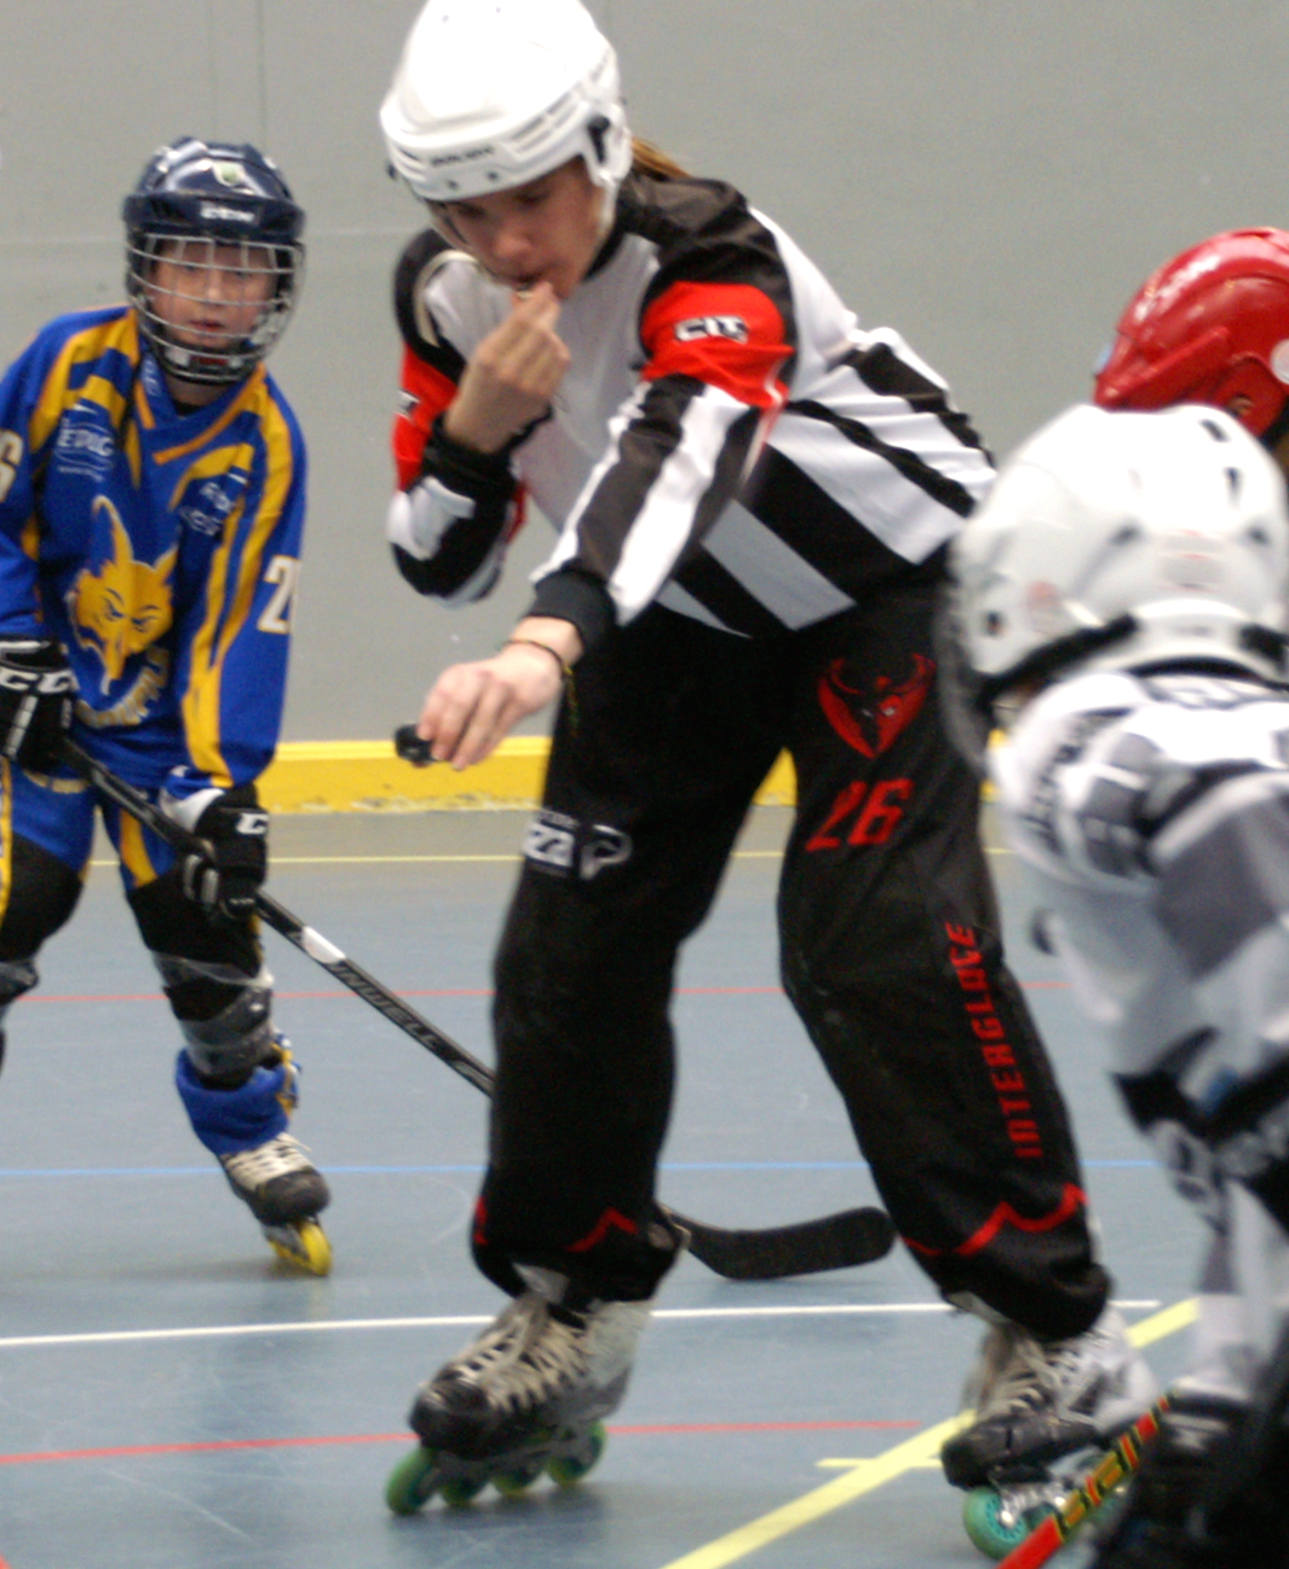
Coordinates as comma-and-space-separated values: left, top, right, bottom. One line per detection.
218, 1129, 331, 1274
943, 1306, 1158, 1558
386, 1244, 679, 1513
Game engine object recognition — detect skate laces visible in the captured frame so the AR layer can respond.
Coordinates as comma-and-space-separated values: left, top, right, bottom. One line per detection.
453, 1295, 589, 1413
448, 1292, 650, 1417
221, 1132, 315, 1189
977, 1325, 1112, 1418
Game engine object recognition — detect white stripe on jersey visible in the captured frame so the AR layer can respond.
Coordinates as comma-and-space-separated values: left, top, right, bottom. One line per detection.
546, 380, 756, 624
402, 176, 994, 633
701, 499, 854, 629
610, 384, 753, 621
770, 400, 979, 560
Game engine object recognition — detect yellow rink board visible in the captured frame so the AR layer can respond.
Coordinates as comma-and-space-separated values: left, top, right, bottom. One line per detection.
258, 737, 799, 812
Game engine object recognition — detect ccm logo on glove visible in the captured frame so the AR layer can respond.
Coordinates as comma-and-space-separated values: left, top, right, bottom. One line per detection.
0, 639, 77, 769
161, 782, 270, 922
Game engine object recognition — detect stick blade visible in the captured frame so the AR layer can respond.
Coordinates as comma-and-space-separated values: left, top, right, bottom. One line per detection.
670, 1204, 897, 1280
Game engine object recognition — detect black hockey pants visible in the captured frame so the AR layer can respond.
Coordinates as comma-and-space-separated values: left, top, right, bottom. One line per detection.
478, 585, 1110, 1336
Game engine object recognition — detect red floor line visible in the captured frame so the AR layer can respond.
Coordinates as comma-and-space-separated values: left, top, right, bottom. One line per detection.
0, 1419, 920, 1467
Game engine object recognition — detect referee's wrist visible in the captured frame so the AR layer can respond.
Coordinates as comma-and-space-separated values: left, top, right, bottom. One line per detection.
506, 617, 583, 669
501, 637, 574, 684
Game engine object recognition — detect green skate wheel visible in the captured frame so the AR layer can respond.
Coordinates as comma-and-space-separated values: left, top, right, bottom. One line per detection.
492, 1458, 545, 1496
962, 1486, 1032, 1560
548, 1421, 607, 1487
385, 1445, 441, 1515
439, 1474, 487, 1507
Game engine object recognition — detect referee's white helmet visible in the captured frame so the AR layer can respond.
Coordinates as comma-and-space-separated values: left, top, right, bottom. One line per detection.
380, 0, 632, 206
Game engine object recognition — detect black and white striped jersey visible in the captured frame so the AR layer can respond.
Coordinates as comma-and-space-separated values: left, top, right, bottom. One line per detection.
991, 667, 1289, 1091
388, 170, 993, 647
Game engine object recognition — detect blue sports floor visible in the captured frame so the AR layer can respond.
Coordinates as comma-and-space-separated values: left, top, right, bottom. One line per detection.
0, 804, 1196, 1569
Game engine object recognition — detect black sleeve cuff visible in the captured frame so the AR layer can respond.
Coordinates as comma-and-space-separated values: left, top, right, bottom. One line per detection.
526, 570, 617, 653
425, 415, 516, 495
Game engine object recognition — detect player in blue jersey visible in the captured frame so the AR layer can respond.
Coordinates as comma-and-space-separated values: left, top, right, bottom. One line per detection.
0, 134, 329, 1273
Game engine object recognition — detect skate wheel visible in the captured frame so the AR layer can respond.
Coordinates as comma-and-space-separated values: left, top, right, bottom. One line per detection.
385, 1445, 441, 1515
265, 1219, 332, 1276
492, 1459, 544, 1496
962, 1486, 1033, 1560
439, 1474, 487, 1507
548, 1421, 608, 1487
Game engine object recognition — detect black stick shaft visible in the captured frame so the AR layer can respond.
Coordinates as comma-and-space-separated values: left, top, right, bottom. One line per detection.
60, 736, 894, 1279
63, 738, 495, 1097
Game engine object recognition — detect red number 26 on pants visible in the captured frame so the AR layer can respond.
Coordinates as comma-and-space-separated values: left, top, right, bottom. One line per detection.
805, 778, 913, 851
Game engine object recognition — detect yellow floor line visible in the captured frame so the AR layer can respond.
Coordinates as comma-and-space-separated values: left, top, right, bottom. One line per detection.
659, 1417, 964, 1569
1125, 1296, 1197, 1350
84, 846, 788, 871
656, 1299, 1196, 1569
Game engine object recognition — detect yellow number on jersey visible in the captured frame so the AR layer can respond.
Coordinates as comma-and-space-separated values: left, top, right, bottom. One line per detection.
258, 555, 301, 634
0, 430, 24, 503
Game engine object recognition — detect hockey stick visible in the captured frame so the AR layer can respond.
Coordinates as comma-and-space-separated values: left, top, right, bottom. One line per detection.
994, 1396, 1170, 1569
60, 735, 896, 1281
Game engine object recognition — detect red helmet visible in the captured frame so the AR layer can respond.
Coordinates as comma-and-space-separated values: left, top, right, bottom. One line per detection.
1093, 227, 1289, 437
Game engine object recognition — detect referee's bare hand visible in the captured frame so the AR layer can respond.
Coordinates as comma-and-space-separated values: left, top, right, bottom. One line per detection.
443, 283, 568, 454
417, 642, 563, 769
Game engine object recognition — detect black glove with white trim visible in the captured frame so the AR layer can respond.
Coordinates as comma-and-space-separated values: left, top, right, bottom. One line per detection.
0, 639, 76, 769
164, 783, 269, 921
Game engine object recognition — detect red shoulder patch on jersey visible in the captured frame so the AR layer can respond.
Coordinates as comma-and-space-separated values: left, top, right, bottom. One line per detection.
639, 281, 790, 410
392, 348, 458, 489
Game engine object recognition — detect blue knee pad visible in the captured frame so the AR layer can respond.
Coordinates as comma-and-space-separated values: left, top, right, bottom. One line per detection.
175, 1048, 296, 1157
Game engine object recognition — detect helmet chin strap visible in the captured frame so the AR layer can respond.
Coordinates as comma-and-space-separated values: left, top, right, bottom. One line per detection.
427, 205, 468, 251
591, 180, 616, 244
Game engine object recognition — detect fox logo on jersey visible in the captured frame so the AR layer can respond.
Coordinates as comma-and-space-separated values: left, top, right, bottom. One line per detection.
67, 497, 177, 693
817, 653, 934, 758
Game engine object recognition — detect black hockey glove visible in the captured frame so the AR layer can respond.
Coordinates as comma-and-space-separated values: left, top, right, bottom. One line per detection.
0, 639, 77, 770
171, 785, 269, 922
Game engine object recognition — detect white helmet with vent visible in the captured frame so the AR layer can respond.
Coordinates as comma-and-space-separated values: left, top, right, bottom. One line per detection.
944, 402, 1289, 751
380, 0, 632, 205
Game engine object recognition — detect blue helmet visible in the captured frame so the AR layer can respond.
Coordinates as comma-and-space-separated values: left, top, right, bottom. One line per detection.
123, 135, 305, 385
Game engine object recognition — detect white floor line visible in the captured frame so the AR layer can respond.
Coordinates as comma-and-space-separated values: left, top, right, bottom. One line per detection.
0, 1298, 1161, 1352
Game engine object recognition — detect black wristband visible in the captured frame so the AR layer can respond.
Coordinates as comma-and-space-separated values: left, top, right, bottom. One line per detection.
426, 415, 516, 493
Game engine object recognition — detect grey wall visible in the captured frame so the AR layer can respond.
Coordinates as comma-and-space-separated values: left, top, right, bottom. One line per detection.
3, 2, 1287, 740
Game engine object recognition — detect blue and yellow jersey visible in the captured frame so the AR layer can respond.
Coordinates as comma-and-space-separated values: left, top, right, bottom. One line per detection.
0, 304, 306, 800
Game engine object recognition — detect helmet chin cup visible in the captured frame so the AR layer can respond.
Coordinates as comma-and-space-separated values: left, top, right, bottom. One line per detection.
380, 0, 632, 207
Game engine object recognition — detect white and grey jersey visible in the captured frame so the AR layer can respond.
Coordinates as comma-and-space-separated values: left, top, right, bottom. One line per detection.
992, 668, 1289, 1092
389, 172, 993, 646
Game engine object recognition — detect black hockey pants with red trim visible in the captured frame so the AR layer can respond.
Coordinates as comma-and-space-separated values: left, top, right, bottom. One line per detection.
475, 590, 1110, 1336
